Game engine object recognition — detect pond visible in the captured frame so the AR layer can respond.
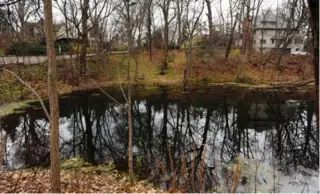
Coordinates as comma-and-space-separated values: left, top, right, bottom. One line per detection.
0, 86, 318, 192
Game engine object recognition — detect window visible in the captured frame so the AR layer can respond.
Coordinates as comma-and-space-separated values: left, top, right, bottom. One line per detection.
288, 39, 292, 44
295, 38, 303, 44
271, 39, 275, 44
260, 39, 266, 44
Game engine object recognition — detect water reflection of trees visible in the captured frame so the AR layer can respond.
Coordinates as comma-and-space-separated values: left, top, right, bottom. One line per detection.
1, 112, 50, 168
0, 90, 318, 191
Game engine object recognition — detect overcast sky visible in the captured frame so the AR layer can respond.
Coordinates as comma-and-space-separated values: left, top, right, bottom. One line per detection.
51, 0, 286, 28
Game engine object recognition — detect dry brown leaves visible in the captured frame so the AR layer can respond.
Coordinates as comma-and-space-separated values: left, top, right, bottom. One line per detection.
0, 167, 163, 193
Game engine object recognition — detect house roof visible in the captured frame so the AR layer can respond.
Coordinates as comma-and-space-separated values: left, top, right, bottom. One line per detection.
254, 13, 296, 30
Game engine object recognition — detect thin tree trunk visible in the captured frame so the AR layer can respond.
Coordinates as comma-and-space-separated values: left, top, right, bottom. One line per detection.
307, 0, 319, 128
176, 0, 182, 50
187, 42, 192, 77
125, 0, 134, 184
147, 0, 153, 60
44, 0, 61, 191
205, 0, 214, 55
128, 81, 134, 184
184, 41, 192, 90
225, 14, 238, 59
163, 11, 169, 70
241, 0, 251, 55
80, 0, 89, 75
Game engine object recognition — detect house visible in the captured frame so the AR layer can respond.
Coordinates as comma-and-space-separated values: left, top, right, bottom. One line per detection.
24, 20, 45, 43
252, 14, 305, 54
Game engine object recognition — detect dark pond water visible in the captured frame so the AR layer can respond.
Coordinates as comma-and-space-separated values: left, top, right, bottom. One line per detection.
0, 86, 318, 192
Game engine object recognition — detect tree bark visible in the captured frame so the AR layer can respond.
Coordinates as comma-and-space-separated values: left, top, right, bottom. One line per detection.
307, 0, 319, 128
176, 0, 183, 50
124, 0, 134, 185
80, 0, 89, 75
205, 0, 214, 55
147, 0, 153, 60
44, 0, 61, 191
163, 11, 169, 69
225, 14, 238, 59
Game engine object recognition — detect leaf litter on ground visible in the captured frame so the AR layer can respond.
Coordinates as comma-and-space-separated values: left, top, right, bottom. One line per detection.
0, 157, 163, 193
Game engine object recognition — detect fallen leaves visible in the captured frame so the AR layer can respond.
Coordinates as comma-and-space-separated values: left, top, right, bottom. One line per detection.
0, 164, 163, 193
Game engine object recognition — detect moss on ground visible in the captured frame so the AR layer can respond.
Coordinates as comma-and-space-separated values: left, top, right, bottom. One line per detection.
0, 100, 38, 117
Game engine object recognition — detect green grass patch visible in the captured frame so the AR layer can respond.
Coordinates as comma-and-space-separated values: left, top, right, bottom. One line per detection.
0, 99, 38, 117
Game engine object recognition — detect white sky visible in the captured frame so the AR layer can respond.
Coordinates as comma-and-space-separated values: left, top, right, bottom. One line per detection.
52, 0, 285, 22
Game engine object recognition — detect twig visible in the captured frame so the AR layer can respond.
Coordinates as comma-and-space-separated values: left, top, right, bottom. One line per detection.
1, 68, 50, 120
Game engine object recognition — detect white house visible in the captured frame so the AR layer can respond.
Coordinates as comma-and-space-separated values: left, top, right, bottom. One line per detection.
252, 14, 305, 54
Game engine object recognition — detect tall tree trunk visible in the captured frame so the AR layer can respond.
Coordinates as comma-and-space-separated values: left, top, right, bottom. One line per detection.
147, 0, 153, 60
80, 0, 89, 75
307, 0, 319, 128
163, 10, 169, 70
184, 41, 192, 90
44, 0, 61, 191
225, 14, 238, 59
125, 0, 134, 185
176, 0, 182, 50
205, 0, 214, 55
241, 0, 251, 55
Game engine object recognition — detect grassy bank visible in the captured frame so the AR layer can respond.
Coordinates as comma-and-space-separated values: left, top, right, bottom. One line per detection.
0, 51, 315, 106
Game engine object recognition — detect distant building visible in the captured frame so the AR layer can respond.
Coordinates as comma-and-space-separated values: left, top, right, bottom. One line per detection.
252, 14, 305, 54
24, 20, 45, 43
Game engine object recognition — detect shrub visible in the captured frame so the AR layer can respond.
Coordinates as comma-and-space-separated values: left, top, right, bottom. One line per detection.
168, 43, 179, 50
56, 44, 70, 54
6, 42, 46, 56
234, 74, 254, 84
230, 48, 241, 57
168, 53, 176, 62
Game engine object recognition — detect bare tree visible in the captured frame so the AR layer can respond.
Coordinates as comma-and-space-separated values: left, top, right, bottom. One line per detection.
183, 0, 204, 87
274, 0, 307, 69
79, 0, 89, 75
248, 0, 264, 55
44, 0, 61, 191
158, 0, 175, 72
54, 0, 118, 76
307, 0, 319, 126
176, 0, 184, 49
146, 0, 153, 60
118, 0, 137, 185
5, 0, 37, 40
240, 0, 264, 56
259, 9, 271, 53
225, 0, 239, 59
204, 0, 214, 55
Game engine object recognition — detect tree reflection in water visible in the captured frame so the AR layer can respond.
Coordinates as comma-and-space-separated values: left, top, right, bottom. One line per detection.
0, 88, 318, 192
